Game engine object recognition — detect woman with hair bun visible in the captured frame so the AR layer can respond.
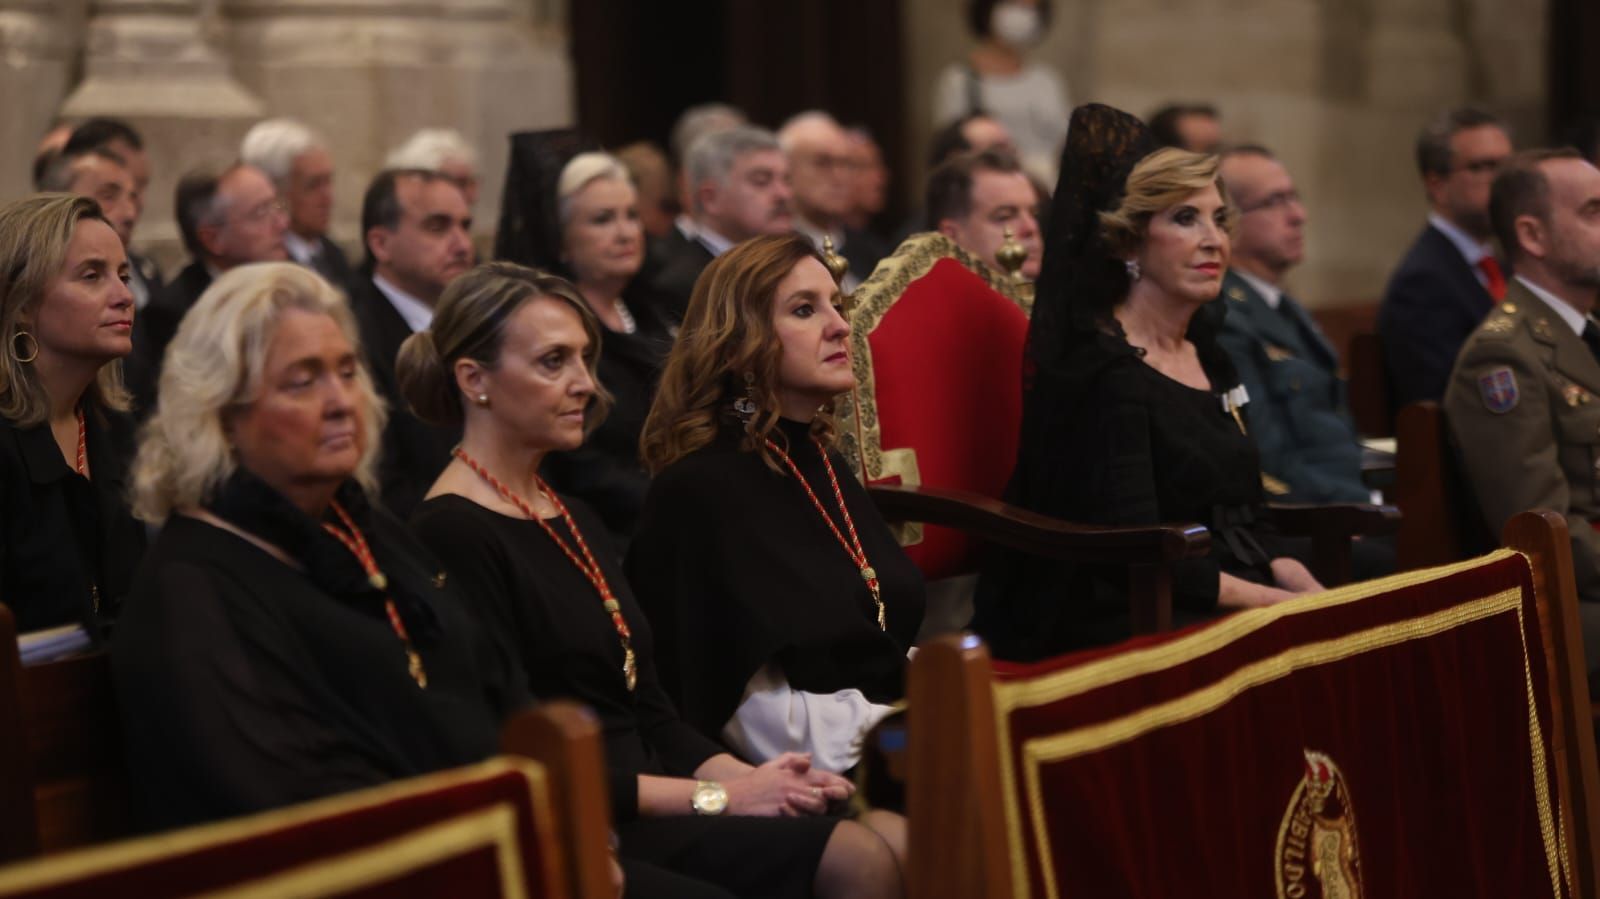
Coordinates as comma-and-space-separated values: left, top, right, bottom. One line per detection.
406, 260, 900, 899
0, 193, 144, 633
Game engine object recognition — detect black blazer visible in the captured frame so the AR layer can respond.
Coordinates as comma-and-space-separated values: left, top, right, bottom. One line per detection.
128, 260, 212, 416
1377, 223, 1497, 411
300, 235, 354, 291
0, 404, 146, 634
348, 276, 459, 520
645, 229, 715, 324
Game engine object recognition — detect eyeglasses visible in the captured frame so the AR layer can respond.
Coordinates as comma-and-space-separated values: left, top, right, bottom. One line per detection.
1453, 158, 1506, 176
234, 199, 288, 224
1239, 190, 1302, 214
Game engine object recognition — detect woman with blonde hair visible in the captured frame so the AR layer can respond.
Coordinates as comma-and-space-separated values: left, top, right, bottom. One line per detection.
975, 104, 1321, 661
407, 260, 899, 899
629, 234, 923, 807
113, 261, 526, 830
0, 193, 144, 633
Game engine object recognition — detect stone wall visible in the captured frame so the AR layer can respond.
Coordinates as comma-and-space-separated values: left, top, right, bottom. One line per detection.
902, 0, 1547, 307
1, 0, 573, 272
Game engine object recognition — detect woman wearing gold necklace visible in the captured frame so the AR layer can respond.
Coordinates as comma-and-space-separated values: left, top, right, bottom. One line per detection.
405, 261, 900, 899
0, 194, 145, 635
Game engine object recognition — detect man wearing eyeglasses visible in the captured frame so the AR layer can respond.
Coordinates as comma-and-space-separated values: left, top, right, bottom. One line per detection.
1216, 146, 1372, 508
777, 111, 888, 291
128, 163, 289, 412
1378, 106, 1514, 414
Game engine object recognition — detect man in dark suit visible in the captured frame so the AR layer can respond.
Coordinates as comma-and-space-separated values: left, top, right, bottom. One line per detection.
129, 163, 288, 412
648, 125, 792, 319
1215, 146, 1369, 505
242, 118, 352, 289
1445, 148, 1600, 690
1378, 106, 1513, 412
61, 118, 163, 309
778, 111, 889, 289
353, 169, 474, 517
926, 148, 1042, 281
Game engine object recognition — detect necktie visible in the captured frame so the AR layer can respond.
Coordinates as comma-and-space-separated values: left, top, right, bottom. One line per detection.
1584, 320, 1600, 365
1478, 256, 1507, 302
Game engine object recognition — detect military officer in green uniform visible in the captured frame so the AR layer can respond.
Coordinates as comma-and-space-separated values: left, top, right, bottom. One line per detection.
1216, 146, 1369, 504
1445, 148, 1600, 689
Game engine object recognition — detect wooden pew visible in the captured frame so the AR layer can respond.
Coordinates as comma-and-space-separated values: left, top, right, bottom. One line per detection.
0, 606, 128, 862
907, 510, 1598, 898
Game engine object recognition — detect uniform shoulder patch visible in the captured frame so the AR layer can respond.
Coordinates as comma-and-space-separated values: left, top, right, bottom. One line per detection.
1478, 367, 1519, 413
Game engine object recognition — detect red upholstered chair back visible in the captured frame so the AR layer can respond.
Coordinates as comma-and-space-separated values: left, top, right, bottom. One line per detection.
908, 533, 1597, 898
838, 234, 1032, 580
0, 756, 570, 899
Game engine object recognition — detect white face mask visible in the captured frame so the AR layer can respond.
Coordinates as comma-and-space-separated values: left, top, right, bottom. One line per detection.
991, 2, 1044, 48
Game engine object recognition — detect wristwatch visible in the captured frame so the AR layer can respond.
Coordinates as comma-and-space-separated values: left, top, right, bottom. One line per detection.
691, 780, 728, 816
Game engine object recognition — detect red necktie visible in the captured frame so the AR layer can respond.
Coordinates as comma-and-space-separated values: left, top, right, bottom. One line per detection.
1478, 256, 1507, 302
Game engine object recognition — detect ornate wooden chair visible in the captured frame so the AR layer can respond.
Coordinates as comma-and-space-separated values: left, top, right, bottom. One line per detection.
1393, 400, 1494, 570
0, 606, 128, 862
906, 509, 1600, 898
0, 703, 613, 899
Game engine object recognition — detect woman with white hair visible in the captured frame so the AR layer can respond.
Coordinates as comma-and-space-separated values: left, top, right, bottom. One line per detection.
112, 261, 527, 831
386, 127, 480, 207
495, 130, 675, 541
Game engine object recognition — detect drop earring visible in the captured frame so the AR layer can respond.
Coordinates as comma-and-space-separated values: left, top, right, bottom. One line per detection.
732, 372, 757, 423
1124, 259, 1142, 281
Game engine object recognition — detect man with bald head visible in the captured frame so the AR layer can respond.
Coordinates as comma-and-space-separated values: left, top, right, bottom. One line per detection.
1215, 146, 1368, 505
1446, 149, 1600, 690
778, 110, 887, 288
128, 163, 288, 411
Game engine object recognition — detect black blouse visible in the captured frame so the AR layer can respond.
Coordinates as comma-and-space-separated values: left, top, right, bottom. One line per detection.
112, 475, 528, 831
976, 336, 1290, 659
624, 417, 925, 743
0, 404, 145, 633
411, 492, 726, 823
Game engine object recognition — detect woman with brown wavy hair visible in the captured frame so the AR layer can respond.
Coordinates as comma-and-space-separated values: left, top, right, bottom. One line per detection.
630, 235, 924, 802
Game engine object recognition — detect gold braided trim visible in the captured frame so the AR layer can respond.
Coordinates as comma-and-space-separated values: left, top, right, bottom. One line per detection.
837, 232, 1032, 483
0, 757, 552, 894
986, 550, 1562, 899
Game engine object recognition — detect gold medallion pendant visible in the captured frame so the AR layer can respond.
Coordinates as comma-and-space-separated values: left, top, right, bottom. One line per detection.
623, 648, 638, 691
1275, 750, 1364, 899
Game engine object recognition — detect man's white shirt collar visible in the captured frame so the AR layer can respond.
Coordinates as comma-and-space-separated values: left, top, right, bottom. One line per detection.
1233, 269, 1284, 311
695, 223, 736, 258
283, 231, 319, 267
1515, 275, 1590, 337
1428, 212, 1493, 266
372, 273, 434, 334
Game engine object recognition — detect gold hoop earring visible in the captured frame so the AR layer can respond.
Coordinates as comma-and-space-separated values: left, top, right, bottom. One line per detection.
11, 330, 38, 364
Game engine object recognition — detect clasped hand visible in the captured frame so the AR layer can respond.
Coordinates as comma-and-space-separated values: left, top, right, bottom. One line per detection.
725, 752, 853, 817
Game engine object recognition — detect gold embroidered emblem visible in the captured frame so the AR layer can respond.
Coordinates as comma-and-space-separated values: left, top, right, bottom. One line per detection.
1227, 286, 1248, 302
1533, 319, 1555, 340
1481, 315, 1515, 336
1276, 750, 1364, 899
1265, 344, 1294, 362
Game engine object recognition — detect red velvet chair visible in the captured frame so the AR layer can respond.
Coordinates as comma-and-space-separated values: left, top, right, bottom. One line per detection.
837, 233, 1211, 633
0, 702, 614, 899
905, 510, 1600, 898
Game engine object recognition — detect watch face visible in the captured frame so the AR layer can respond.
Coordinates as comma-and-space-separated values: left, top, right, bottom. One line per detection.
694, 783, 729, 815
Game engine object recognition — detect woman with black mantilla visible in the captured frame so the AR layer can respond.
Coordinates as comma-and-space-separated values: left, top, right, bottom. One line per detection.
0, 193, 145, 634
113, 262, 528, 831
405, 260, 901, 899
630, 236, 922, 811
974, 104, 1321, 662
495, 131, 675, 542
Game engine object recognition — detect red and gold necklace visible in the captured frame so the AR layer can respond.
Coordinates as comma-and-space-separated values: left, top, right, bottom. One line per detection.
453, 447, 638, 691
763, 436, 885, 630
74, 406, 89, 478
321, 500, 428, 689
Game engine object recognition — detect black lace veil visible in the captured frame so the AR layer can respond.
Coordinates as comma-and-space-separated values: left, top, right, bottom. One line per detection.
493, 128, 601, 277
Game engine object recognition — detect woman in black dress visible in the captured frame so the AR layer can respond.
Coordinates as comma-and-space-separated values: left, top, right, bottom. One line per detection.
113, 262, 527, 831
0, 194, 145, 634
495, 131, 675, 542
975, 104, 1321, 661
404, 261, 900, 899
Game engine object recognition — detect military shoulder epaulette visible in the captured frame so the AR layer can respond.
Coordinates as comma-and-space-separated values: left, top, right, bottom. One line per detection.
1479, 305, 1518, 338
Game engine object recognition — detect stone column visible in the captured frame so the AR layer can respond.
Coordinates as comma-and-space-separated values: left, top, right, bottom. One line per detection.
222, 0, 573, 252
0, 0, 84, 202
61, 0, 265, 270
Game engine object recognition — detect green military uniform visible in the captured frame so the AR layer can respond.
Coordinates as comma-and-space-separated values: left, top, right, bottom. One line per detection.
1444, 279, 1600, 689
